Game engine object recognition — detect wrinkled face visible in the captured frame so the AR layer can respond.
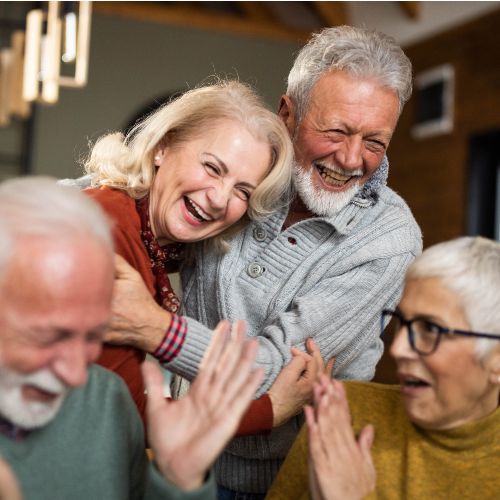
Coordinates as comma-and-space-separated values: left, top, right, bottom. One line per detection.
390, 278, 500, 430
0, 236, 113, 428
149, 120, 271, 246
284, 70, 399, 216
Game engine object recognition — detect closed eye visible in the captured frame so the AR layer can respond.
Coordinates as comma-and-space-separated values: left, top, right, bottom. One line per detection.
205, 162, 220, 175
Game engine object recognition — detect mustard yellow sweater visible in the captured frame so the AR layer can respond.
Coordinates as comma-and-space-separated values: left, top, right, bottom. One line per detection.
265, 381, 500, 500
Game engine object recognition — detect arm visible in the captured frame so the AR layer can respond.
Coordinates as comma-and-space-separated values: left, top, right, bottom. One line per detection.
175, 251, 415, 395
143, 320, 264, 490
305, 377, 376, 500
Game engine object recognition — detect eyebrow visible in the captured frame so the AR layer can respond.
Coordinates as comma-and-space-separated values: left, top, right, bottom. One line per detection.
204, 153, 228, 174
203, 153, 257, 190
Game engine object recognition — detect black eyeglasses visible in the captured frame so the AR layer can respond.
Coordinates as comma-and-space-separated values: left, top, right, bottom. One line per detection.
380, 309, 500, 356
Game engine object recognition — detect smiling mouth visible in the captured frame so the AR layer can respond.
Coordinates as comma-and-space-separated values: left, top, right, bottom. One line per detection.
185, 197, 213, 222
316, 164, 356, 187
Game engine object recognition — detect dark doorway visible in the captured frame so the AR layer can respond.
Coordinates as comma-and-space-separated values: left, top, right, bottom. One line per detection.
467, 130, 500, 240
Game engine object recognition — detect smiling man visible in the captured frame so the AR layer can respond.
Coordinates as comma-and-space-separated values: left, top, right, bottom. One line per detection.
0, 177, 264, 500
165, 27, 423, 499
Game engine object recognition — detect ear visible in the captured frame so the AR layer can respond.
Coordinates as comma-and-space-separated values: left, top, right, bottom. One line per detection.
278, 95, 296, 138
153, 136, 169, 167
486, 345, 500, 385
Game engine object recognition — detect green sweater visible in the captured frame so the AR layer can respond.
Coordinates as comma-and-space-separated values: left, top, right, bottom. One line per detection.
0, 365, 216, 500
265, 381, 500, 500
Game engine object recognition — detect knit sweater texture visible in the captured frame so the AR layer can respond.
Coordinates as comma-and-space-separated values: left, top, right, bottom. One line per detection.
0, 365, 216, 500
169, 159, 422, 493
265, 381, 500, 500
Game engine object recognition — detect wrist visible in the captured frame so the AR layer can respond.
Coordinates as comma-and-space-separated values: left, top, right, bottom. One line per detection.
143, 308, 172, 353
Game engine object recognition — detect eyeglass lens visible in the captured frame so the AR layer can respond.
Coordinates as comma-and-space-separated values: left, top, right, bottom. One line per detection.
382, 313, 440, 354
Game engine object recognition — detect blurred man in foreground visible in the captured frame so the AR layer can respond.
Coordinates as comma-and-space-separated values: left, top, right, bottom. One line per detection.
0, 177, 263, 500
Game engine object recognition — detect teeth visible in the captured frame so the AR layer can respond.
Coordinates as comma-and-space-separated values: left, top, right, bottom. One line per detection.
187, 198, 213, 221
317, 165, 353, 187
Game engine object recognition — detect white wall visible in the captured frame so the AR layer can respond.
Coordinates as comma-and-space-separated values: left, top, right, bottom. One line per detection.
347, 1, 500, 47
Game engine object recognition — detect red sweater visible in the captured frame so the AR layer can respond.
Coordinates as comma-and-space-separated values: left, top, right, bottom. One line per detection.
86, 186, 273, 436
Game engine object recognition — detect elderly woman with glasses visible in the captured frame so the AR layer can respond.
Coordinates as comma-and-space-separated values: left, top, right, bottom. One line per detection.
265, 236, 500, 500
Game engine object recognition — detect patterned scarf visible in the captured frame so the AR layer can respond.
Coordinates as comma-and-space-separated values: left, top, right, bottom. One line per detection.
136, 195, 184, 313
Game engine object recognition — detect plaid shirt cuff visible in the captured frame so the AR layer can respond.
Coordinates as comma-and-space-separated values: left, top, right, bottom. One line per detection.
152, 314, 187, 365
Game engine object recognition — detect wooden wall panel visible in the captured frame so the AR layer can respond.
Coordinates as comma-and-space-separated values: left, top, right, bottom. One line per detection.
374, 8, 500, 384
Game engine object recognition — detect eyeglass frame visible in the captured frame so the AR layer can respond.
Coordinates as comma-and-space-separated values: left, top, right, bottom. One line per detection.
380, 309, 500, 356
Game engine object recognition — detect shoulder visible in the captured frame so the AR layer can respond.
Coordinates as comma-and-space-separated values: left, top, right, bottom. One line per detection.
84, 186, 139, 229
343, 381, 404, 430
356, 186, 422, 258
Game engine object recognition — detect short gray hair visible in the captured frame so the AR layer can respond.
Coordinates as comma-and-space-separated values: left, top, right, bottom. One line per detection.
406, 237, 500, 361
287, 26, 413, 123
0, 177, 113, 279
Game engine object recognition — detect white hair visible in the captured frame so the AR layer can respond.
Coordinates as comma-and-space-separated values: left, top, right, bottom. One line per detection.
406, 237, 500, 361
287, 26, 413, 123
0, 176, 114, 280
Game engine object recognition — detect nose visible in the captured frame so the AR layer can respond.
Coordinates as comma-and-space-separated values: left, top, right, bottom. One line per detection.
206, 182, 231, 213
389, 325, 418, 361
51, 338, 90, 388
335, 136, 363, 171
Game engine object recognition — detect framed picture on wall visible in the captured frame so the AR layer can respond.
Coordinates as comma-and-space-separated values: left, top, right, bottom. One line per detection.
411, 63, 455, 140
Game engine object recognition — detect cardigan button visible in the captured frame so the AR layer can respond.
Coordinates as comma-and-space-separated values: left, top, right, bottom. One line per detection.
247, 261, 264, 278
253, 227, 267, 242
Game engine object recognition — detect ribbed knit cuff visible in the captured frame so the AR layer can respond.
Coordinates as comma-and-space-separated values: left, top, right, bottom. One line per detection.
214, 452, 285, 494
162, 317, 213, 381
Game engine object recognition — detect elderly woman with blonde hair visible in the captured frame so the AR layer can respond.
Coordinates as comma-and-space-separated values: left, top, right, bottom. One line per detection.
266, 236, 500, 500
73, 80, 324, 435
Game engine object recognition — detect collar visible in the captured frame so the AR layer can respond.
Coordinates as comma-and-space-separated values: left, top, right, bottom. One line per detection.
418, 405, 500, 453
285, 155, 389, 236
0, 415, 29, 442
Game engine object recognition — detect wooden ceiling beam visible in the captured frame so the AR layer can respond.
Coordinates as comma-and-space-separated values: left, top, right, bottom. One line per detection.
399, 1, 422, 19
236, 1, 276, 23
312, 1, 347, 27
93, 2, 312, 44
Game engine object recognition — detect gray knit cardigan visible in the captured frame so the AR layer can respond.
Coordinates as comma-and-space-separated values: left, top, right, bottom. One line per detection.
168, 159, 422, 493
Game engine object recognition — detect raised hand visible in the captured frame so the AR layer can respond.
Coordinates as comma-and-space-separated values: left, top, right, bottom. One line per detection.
267, 338, 334, 427
0, 453, 22, 500
143, 320, 264, 490
305, 377, 376, 500
104, 254, 171, 353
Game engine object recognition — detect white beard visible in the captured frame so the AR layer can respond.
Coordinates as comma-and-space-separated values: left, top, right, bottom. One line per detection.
0, 366, 70, 429
293, 161, 362, 218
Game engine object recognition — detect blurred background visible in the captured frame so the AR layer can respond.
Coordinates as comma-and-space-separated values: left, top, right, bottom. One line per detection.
1, 1, 500, 383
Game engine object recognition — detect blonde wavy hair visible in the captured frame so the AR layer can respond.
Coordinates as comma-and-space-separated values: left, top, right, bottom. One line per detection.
84, 80, 293, 253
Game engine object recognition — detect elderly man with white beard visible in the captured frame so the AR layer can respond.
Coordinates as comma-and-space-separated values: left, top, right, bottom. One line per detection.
165, 27, 423, 499
0, 177, 265, 500
61, 26, 423, 499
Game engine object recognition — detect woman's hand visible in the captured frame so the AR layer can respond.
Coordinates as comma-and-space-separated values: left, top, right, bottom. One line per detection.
267, 338, 334, 428
305, 377, 376, 500
104, 255, 172, 353
142, 320, 264, 491
0, 454, 22, 500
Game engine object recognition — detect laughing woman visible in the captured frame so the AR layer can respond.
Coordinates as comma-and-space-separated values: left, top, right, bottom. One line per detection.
266, 236, 500, 500
79, 81, 316, 433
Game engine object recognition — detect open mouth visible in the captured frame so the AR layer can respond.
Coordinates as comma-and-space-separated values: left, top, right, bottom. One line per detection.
316, 164, 355, 187
400, 375, 430, 389
184, 197, 213, 223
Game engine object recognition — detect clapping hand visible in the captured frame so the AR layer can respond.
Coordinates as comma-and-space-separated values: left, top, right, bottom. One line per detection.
142, 320, 264, 490
305, 376, 376, 500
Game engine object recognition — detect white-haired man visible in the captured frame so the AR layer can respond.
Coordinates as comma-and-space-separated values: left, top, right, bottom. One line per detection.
166, 27, 422, 499
0, 177, 264, 500
63, 26, 422, 499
